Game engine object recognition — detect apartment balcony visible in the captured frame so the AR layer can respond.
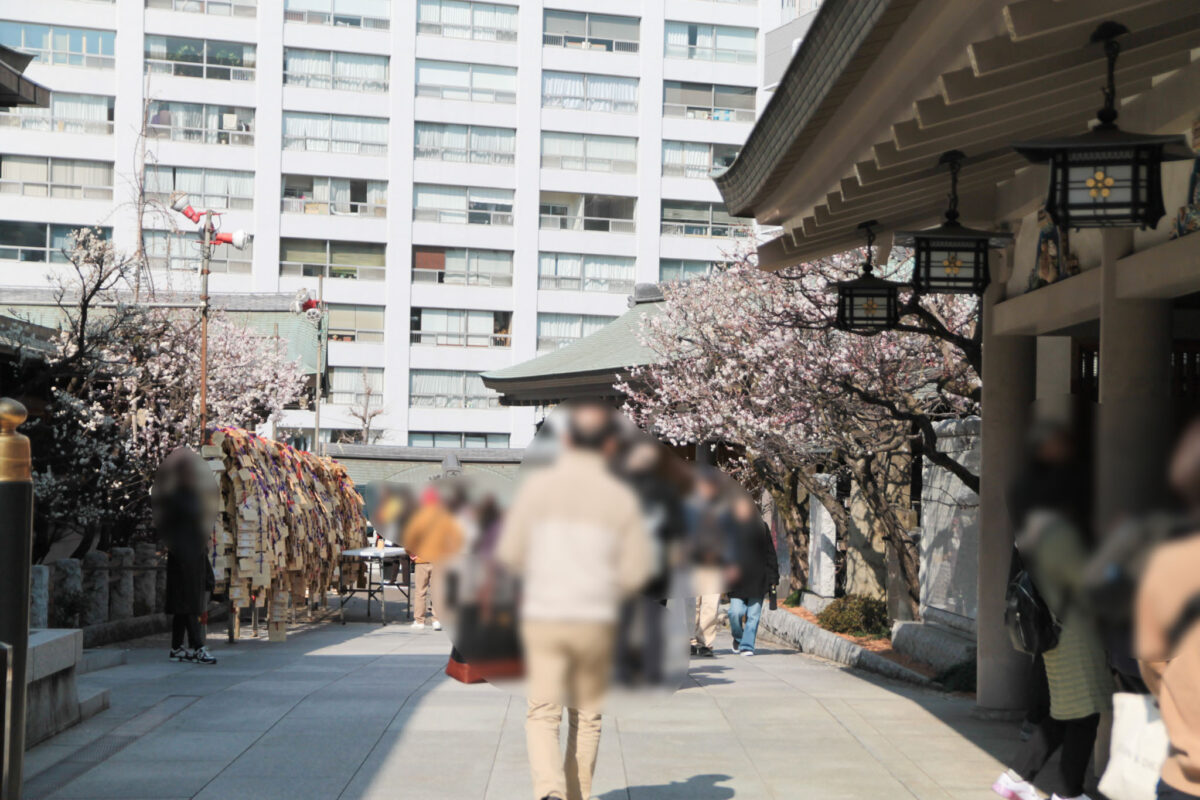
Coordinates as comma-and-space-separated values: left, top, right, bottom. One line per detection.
661, 220, 754, 238
146, 0, 257, 17
538, 274, 635, 294
542, 33, 639, 54
412, 268, 513, 288
0, 179, 112, 201
416, 83, 516, 105
410, 331, 511, 349
281, 197, 386, 218
284, 8, 389, 31
539, 214, 634, 234
0, 113, 112, 137
144, 58, 255, 82
417, 21, 517, 43
662, 102, 754, 123
664, 44, 755, 65
413, 208, 513, 227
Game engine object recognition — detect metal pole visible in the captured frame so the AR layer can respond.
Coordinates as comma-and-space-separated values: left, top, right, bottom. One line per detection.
199, 210, 213, 445
0, 398, 34, 800
313, 274, 323, 456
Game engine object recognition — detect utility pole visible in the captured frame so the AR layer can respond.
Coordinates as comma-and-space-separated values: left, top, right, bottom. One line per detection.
199, 209, 213, 444
312, 273, 324, 456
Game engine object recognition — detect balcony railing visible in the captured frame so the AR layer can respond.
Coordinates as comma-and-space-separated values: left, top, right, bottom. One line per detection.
541, 154, 636, 174
20, 50, 114, 69
148, 254, 251, 274
146, 0, 257, 16
283, 72, 388, 93
539, 214, 635, 234
663, 103, 755, 123
0, 179, 112, 200
538, 274, 635, 293
543, 95, 636, 114
148, 123, 253, 146
0, 245, 57, 262
284, 9, 389, 30
416, 84, 516, 104
410, 392, 501, 409
412, 267, 513, 287
145, 58, 255, 81
280, 260, 386, 280
537, 336, 581, 351
281, 197, 386, 217
0, 114, 113, 135
413, 208, 513, 226
661, 221, 754, 238
150, 191, 252, 211
414, 145, 515, 166
542, 33, 639, 53
330, 390, 383, 407
282, 136, 386, 156
416, 21, 516, 42
410, 331, 511, 348
664, 44, 756, 64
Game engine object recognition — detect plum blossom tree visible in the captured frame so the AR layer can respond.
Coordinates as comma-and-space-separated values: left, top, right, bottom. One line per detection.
622, 248, 979, 617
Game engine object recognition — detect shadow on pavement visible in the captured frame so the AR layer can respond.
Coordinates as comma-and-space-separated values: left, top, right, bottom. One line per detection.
594, 773, 736, 799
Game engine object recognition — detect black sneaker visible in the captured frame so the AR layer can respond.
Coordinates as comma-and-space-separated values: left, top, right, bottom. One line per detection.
690, 644, 699, 656
696, 646, 714, 658
169, 647, 189, 662
191, 647, 217, 665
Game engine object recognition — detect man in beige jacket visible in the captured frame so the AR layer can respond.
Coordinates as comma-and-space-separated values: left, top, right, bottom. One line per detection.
497, 402, 654, 800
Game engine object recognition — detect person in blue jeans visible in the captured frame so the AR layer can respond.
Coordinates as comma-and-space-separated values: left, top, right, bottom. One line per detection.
726, 493, 778, 656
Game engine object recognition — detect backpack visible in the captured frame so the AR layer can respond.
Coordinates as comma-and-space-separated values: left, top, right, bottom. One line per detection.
1004, 555, 1061, 656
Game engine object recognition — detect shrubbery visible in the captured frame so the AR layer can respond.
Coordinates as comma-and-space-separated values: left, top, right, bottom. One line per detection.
816, 594, 890, 637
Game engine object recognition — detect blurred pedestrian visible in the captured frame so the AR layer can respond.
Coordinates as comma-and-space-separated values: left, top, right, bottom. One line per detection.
727, 493, 778, 657
496, 401, 654, 800
1136, 419, 1200, 800
403, 484, 463, 630
685, 468, 734, 658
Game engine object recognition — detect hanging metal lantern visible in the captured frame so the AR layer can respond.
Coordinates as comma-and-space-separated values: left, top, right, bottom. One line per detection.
833, 220, 903, 335
1011, 22, 1191, 230
895, 150, 1013, 295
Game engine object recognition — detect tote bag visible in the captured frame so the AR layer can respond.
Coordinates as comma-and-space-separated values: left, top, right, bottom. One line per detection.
1098, 692, 1169, 800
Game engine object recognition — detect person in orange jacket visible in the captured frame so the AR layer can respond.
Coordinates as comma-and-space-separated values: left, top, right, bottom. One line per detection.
402, 484, 463, 630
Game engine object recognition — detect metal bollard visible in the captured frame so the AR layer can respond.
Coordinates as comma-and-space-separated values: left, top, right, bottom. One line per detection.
0, 398, 34, 800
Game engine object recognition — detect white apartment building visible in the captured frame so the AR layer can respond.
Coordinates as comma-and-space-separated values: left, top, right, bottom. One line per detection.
0, 0, 799, 449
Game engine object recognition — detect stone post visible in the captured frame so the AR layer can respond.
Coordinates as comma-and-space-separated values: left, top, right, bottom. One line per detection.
29, 565, 48, 629
108, 546, 134, 622
133, 543, 157, 616
81, 551, 109, 627
50, 558, 82, 627
807, 479, 837, 600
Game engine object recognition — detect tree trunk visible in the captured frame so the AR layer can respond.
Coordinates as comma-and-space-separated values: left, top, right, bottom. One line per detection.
853, 455, 921, 620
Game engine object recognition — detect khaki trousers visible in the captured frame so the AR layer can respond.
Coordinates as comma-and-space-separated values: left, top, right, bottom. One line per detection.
521, 620, 615, 800
689, 566, 723, 648
411, 562, 437, 623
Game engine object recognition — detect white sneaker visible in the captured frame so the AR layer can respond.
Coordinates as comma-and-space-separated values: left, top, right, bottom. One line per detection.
169, 647, 189, 662
431, 620, 442, 631
411, 621, 425, 629
191, 647, 217, 665
992, 771, 1040, 800
740, 650, 755, 657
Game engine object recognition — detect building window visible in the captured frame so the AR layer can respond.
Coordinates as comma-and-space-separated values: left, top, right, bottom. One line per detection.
542, 71, 638, 114
541, 132, 636, 174
408, 431, 510, 449
144, 36, 256, 81
660, 259, 721, 282
282, 112, 387, 156
145, 0, 258, 17
542, 11, 639, 53
0, 23, 115, 69
536, 313, 616, 351
661, 200, 754, 238
328, 304, 385, 342
412, 246, 513, 286
663, 81, 755, 122
0, 92, 113, 136
664, 22, 755, 64
662, 141, 740, 177
409, 370, 500, 409
283, 0, 390, 30
279, 238, 386, 281
0, 222, 109, 263
414, 122, 516, 165
415, 60, 517, 104
144, 229, 253, 274
413, 184, 514, 226
328, 366, 384, 406
416, 0, 517, 42
281, 175, 387, 217
147, 166, 254, 211
539, 253, 635, 293
147, 101, 254, 146
0, 156, 113, 200
410, 308, 512, 348
539, 192, 636, 233
283, 48, 388, 93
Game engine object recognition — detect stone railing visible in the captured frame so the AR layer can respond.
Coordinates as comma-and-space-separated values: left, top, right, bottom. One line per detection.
31, 543, 166, 631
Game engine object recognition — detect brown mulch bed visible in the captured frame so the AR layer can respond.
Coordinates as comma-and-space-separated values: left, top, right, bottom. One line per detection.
780, 605, 940, 681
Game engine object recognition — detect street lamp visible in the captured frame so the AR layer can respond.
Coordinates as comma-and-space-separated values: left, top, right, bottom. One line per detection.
291, 286, 325, 455
833, 220, 904, 335
169, 192, 251, 443
1011, 22, 1191, 230
894, 150, 1013, 295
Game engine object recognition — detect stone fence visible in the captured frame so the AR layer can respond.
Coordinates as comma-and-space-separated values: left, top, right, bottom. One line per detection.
30, 543, 166, 632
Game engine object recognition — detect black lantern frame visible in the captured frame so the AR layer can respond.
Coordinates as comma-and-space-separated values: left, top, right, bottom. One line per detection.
834, 221, 904, 335
1011, 22, 1190, 230
895, 150, 1013, 295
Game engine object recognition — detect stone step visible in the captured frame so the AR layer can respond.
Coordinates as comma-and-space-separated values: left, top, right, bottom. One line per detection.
78, 648, 126, 675
77, 684, 110, 722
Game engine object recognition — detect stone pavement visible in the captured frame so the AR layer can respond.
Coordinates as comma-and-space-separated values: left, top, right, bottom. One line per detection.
22, 612, 1020, 800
